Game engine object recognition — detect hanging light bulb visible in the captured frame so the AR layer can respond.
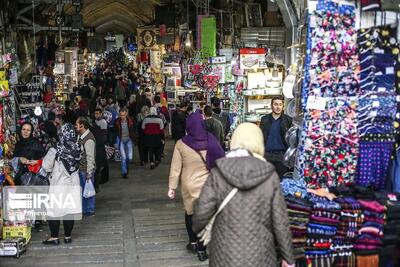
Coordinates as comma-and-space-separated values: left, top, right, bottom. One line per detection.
185, 31, 192, 48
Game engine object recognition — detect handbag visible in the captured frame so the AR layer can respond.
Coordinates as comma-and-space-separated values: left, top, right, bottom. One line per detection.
197, 188, 238, 246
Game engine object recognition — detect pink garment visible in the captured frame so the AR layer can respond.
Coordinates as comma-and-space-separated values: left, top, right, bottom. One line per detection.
359, 200, 386, 213
359, 227, 383, 237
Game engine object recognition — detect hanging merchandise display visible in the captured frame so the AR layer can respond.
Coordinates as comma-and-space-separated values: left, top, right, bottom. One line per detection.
299, 1, 360, 188
356, 25, 399, 190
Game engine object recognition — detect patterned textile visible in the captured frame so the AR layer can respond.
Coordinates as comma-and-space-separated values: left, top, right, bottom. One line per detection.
56, 123, 82, 175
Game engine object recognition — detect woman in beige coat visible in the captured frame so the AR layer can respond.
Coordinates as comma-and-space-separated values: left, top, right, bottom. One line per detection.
168, 112, 224, 261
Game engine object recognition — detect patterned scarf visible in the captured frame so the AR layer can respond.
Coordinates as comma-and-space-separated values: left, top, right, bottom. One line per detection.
56, 123, 82, 175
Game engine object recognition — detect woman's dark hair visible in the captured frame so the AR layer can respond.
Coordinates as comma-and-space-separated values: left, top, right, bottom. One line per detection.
48, 112, 56, 121
154, 95, 161, 104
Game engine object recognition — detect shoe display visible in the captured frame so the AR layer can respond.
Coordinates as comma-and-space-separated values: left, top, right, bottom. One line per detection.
197, 251, 208, 261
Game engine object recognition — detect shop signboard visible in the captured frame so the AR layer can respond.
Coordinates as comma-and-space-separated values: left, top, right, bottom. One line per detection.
239, 48, 267, 70
209, 56, 226, 64
219, 48, 233, 61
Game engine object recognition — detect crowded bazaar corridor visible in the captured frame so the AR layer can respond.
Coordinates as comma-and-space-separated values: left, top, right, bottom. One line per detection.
2, 0, 400, 266
1, 141, 208, 267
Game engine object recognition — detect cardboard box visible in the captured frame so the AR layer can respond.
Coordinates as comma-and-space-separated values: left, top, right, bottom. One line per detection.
2, 226, 31, 243
0, 238, 27, 257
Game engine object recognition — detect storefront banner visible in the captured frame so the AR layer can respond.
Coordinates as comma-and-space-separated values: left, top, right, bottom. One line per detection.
240, 48, 267, 70
201, 16, 217, 58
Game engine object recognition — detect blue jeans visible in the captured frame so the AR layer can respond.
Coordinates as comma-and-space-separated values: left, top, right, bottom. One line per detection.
80, 171, 96, 214
118, 138, 133, 175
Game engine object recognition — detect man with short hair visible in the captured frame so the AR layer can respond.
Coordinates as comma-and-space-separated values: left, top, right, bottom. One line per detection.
75, 117, 96, 216
171, 102, 188, 142
260, 96, 292, 178
94, 108, 108, 131
203, 105, 224, 146
93, 108, 109, 186
115, 108, 136, 178
211, 96, 230, 139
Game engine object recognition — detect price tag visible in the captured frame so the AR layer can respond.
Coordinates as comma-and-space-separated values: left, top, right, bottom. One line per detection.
306, 96, 327, 110
386, 67, 395, 75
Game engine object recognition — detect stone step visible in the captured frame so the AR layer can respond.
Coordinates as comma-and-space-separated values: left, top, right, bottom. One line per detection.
140, 258, 208, 267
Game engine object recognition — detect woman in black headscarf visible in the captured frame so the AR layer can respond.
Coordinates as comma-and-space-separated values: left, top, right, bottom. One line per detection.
13, 122, 46, 184
42, 123, 82, 245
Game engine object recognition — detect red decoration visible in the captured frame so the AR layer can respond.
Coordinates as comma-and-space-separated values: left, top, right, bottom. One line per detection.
159, 24, 166, 37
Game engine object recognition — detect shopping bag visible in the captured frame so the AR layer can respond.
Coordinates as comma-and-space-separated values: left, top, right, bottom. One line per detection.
83, 179, 96, 198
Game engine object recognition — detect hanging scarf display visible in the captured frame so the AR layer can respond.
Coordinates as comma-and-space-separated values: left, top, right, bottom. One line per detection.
299, 1, 360, 188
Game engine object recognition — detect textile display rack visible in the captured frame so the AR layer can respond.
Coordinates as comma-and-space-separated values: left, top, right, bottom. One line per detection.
282, 1, 400, 267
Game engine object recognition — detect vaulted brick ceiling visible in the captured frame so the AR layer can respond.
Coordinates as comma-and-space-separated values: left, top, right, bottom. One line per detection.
67, 0, 168, 33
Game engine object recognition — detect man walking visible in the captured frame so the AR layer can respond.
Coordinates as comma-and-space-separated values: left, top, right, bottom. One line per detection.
93, 108, 109, 186
75, 117, 96, 216
115, 108, 136, 178
171, 102, 188, 142
203, 105, 224, 146
211, 97, 230, 139
260, 96, 292, 178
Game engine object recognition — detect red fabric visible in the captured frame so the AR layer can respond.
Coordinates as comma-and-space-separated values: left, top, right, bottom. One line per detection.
144, 123, 164, 135
43, 92, 53, 104
28, 159, 43, 173
159, 24, 166, 37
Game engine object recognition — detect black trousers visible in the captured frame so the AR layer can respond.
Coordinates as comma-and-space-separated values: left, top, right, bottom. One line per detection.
138, 141, 148, 163
148, 147, 161, 163
185, 213, 206, 252
265, 152, 288, 179
48, 219, 74, 238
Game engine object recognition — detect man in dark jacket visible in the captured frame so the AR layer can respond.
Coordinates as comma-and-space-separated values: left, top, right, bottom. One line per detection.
115, 108, 136, 178
260, 96, 292, 178
204, 105, 224, 146
171, 102, 188, 142
211, 97, 230, 138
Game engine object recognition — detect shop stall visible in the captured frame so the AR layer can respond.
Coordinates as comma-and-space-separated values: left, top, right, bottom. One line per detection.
280, 1, 400, 266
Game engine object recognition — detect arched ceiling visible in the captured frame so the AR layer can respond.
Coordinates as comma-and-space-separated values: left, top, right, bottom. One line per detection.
66, 0, 172, 34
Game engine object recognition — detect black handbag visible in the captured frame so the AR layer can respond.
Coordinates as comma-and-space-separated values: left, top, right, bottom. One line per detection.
18, 171, 50, 186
